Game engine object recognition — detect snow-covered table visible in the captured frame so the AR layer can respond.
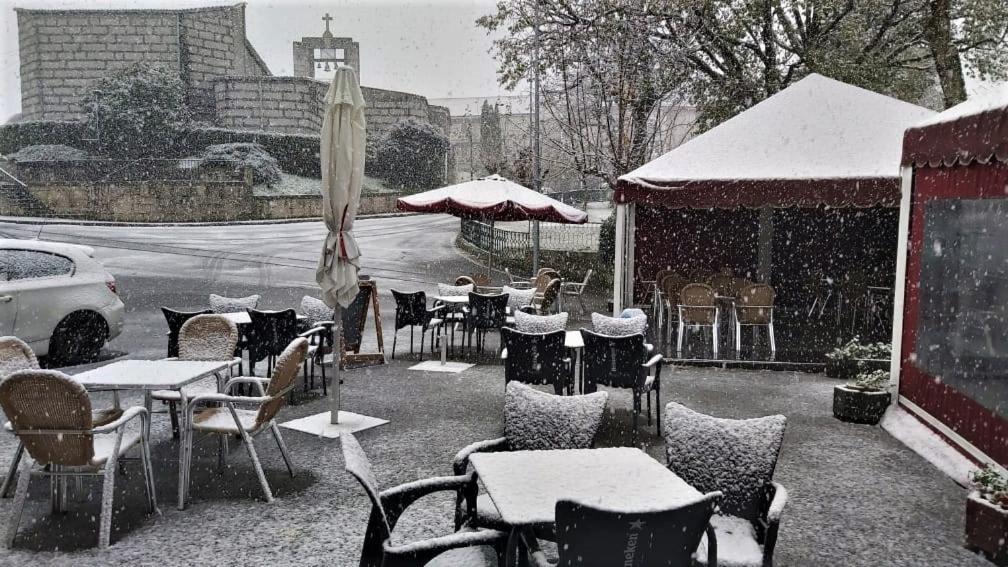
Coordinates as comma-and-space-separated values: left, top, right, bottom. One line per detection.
471, 447, 702, 563
470, 447, 700, 525
74, 359, 236, 510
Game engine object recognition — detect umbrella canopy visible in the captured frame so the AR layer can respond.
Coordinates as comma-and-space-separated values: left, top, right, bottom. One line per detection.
316, 66, 367, 308
396, 174, 588, 224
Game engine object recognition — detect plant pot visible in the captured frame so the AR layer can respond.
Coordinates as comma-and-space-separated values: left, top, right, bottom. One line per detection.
832, 385, 890, 425
965, 491, 1008, 566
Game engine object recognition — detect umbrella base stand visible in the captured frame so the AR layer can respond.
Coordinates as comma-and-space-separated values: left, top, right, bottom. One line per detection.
280, 411, 388, 439
408, 330, 473, 373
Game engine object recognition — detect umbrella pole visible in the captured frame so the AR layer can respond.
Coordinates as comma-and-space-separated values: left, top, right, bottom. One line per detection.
331, 305, 342, 425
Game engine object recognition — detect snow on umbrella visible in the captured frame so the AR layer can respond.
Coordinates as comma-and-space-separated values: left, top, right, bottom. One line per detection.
316, 66, 366, 424
396, 174, 588, 272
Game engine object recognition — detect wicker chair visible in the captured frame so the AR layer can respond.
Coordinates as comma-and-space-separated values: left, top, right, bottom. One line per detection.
454, 275, 477, 287
663, 402, 788, 567
181, 338, 308, 506
519, 494, 722, 567
0, 337, 124, 498
678, 283, 720, 357
735, 283, 777, 354
657, 273, 687, 348
531, 278, 562, 314
151, 315, 239, 437
342, 432, 507, 567
531, 269, 559, 297
161, 308, 212, 358
453, 382, 608, 530
0, 369, 156, 549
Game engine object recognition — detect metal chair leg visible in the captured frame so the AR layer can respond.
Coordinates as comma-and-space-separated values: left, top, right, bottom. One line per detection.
391, 330, 397, 360
169, 402, 180, 439
140, 435, 158, 514
238, 428, 273, 503
270, 422, 295, 478
0, 442, 24, 498
769, 322, 777, 352
98, 456, 117, 548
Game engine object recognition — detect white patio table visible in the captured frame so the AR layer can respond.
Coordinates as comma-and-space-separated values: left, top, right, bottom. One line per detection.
469, 447, 702, 563
73, 358, 238, 510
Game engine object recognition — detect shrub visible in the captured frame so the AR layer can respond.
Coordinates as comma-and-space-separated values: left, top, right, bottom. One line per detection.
380, 118, 450, 191
847, 369, 889, 392
185, 127, 321, 178
0, 121, 92, 156
826, 338, 891, 361
597, 212, 616, 272
8, 144, 90, 162
82, 63, 192, 158
196, 143, 281, 185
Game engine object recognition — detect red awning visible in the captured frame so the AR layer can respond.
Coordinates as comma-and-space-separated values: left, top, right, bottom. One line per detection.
902, 91, 1008, 168
615, 177, 900, 209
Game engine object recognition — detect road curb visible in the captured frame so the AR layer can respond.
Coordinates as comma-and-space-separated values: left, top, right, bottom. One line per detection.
0, 211, 418, 228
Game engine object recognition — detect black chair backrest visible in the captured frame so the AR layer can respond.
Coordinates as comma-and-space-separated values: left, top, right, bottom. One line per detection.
468, 292, 508, 330
341, 433, 393, 567
581, 328, 647, 392
246, 308, 299, 363
342, 285, 372, 353
162, 307, 212, 358
501, 327, 568, 394
391, 289, 428, 330
553, 493, 722, 567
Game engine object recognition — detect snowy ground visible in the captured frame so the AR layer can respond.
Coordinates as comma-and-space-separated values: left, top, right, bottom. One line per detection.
0, 215, 989, 566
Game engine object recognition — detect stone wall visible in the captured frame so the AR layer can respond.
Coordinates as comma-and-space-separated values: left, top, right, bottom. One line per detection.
214, 76, 323, 135
0, 179, 403, 222
214, 79, 452, 141
15, 4, 267, 122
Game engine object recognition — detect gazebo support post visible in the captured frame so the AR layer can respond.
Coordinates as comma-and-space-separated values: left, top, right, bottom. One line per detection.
757, 208, 774, 282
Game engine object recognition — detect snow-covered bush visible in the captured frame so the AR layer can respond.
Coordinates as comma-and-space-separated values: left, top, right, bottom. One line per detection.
0, 121, 91, 156
197, 143, 281, 185
971, 465, 1008, 509
826, 338, 891, 361
847, 369, 888, 392
379, 118, 450, 191
82, 63, 192, 158
7, 144, 90, 163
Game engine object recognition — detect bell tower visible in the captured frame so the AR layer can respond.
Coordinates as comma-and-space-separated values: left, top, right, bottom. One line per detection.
292, 13, 360, 78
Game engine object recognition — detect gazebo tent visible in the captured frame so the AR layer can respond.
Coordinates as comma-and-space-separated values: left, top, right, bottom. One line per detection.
612, 74, 935, 315
893, 89, 1008, 468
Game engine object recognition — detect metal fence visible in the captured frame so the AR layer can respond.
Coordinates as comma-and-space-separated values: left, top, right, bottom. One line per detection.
460, 219, 599, 257
11, 158, 240, 184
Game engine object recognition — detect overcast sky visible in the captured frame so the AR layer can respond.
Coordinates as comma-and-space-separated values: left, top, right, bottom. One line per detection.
0, 0, 511, 123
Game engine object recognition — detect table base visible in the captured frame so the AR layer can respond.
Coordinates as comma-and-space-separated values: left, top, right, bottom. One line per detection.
279, 411, 388, 439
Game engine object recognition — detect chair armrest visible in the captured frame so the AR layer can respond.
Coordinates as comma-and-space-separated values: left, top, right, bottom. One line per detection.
766, 481, 788, 523
187, 393, 269, 410
224, 377, 269, 395
382, 528, 508, 566
642, 353, 663, 368
299, 325, 330, 339
90, 406, 147, 434
428, 304, 446, 314
704, 523, 718, 567
380, 474, 474, 506
452, 437, 508, 475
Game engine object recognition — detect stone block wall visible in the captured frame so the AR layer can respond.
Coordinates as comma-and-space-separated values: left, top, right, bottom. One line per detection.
214, 76, 324, 135
214, 79, 452, 142
16, 8, 182, 121
15, 5, 267, 122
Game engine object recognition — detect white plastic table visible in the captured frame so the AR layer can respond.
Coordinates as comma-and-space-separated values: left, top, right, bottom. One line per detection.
74, 359, 237, 510
470, 448, 701, 562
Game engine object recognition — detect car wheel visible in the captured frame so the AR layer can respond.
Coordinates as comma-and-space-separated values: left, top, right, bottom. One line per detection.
49, 311, 108, 366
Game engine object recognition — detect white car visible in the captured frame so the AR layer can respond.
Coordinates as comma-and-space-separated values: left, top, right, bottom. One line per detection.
0, 239, 124, 364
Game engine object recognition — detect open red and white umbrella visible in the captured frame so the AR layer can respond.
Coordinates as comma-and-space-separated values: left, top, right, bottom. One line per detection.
397, 175, 587, 274
397, 174, 588, 223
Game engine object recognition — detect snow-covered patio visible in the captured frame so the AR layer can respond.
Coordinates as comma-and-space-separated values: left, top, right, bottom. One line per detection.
0, 359, 986, 566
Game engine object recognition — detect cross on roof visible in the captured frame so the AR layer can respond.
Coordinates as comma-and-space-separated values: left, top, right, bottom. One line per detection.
322, 13, 333, 34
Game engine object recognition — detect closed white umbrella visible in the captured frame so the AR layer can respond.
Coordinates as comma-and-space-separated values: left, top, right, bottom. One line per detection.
316, 66, 366, 424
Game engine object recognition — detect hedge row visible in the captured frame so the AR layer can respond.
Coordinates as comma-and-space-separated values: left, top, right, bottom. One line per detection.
0, 121, 323, 178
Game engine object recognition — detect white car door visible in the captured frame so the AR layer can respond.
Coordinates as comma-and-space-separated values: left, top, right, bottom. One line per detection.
0, 268, 17, 336
0, 249, 76, 345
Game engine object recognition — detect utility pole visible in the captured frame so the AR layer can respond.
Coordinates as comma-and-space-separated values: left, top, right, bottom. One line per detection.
531, 0, 542, 274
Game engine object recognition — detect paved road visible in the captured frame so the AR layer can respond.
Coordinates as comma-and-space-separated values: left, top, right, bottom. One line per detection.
0, 214, 476, 360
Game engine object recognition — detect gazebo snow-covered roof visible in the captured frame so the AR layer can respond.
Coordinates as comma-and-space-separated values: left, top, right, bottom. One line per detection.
902, 86, 1008, 168
616, 74, 936, 208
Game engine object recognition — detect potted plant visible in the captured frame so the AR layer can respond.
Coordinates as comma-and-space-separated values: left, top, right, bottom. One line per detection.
965, 465, 1008, 565
832, 369, 891, 424
825, 338, 890, 379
